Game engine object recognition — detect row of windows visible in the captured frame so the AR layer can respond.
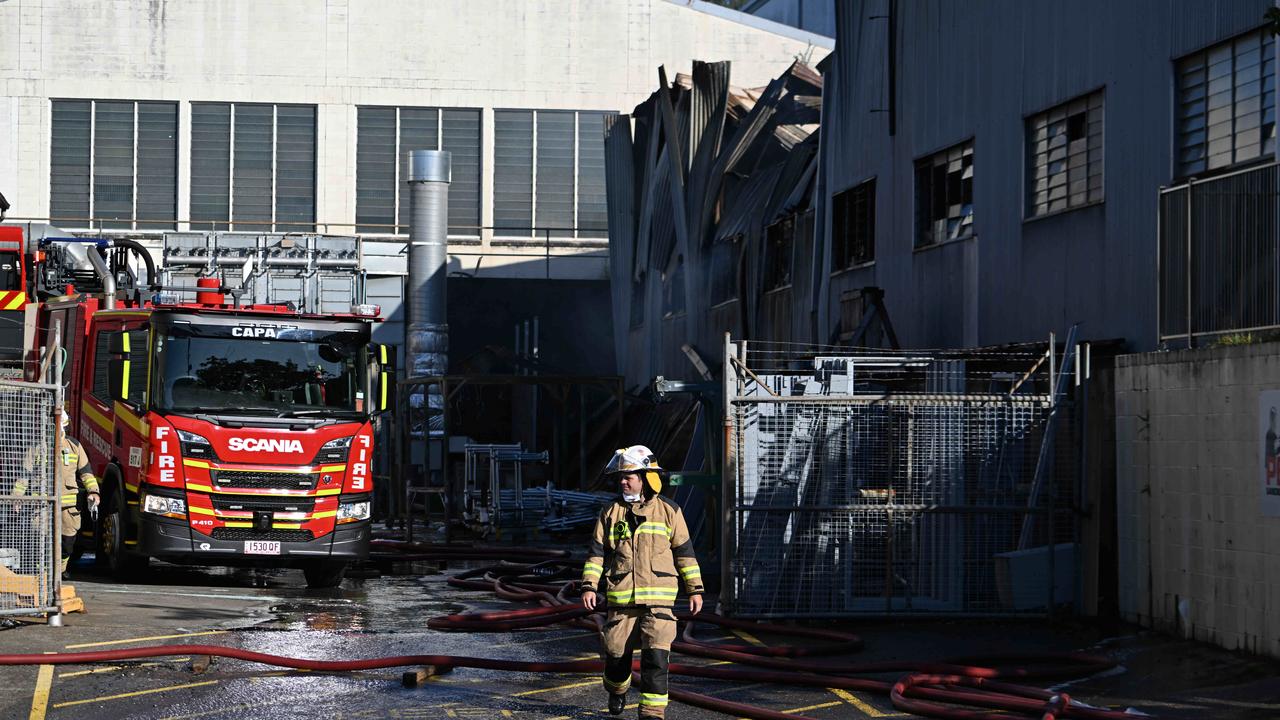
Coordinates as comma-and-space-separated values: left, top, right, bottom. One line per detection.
829, 26, 1276, 272
49, 100, 613, 238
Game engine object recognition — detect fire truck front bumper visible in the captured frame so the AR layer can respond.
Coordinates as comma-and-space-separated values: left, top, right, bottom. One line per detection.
139, 515, 371, 563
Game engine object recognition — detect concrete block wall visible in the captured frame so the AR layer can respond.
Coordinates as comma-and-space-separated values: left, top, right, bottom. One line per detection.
1116, 343, 1280, 658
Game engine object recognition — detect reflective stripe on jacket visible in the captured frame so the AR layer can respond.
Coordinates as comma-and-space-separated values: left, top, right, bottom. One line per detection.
581, 495, 703, 607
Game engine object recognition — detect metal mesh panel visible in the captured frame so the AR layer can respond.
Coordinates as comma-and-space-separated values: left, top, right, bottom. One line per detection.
727, 341, 1078, 618
0, 380, 58, 616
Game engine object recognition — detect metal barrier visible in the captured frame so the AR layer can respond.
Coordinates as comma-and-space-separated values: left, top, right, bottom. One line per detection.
0, 379, 59, 617
1158, 163, 1280, 345
722, 337, 1080, 618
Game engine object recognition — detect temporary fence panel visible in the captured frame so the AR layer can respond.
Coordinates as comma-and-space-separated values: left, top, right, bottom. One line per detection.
724, 339, 1078, 618
0, 379, 59, 616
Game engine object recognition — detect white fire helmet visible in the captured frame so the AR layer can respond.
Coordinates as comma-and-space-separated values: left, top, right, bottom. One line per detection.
602, 445, 663, 494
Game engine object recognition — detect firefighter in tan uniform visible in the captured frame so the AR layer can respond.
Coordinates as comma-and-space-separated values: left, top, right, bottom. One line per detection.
18, 405, 100, 578
580, 446, 703, 718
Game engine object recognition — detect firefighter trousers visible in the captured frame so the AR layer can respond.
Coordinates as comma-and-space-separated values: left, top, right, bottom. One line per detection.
601, 606, 677, 717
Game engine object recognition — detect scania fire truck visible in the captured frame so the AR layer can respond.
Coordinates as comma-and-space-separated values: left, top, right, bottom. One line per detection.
5, 224, 390, 587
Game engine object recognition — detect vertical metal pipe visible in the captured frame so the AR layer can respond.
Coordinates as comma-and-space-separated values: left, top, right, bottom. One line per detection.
406, 150, 451, 433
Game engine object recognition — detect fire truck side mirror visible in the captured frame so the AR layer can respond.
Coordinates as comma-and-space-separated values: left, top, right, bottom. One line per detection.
372, 343, 396, 413
107, 332, 132, 402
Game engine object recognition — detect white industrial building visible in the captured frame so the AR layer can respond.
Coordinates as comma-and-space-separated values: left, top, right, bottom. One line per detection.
0, 0, 829, 280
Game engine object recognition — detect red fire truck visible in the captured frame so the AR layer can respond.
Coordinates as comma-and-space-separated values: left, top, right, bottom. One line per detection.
9, 228, 389, 587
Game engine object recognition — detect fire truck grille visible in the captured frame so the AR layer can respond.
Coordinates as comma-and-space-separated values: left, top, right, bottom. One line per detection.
212, 470, 317, 491
210, 528, 315, 543
210, 495, 317, 515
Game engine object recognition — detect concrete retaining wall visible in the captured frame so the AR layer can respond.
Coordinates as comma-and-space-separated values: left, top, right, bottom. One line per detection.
1116, 342, 1280, 657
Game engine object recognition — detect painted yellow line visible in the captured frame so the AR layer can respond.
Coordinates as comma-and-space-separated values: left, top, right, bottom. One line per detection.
64, 630, 227, 650
113, 402, 149, 436
28, 662, 53, 720
59, 658, 190, 679
731, 628, 766, 647
829, 687, 898, 717
783, 700, 843, 714
80, 401, 112, 435
53, 680, 219, 708
567, 653, 599, 661
512, 679, 599, 697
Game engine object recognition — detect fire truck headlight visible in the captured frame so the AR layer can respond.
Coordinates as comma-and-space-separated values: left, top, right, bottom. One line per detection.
141, 493, 187, 518
337, 501, 370, 523
177, 429, 215, 459
314, 436, 354, 464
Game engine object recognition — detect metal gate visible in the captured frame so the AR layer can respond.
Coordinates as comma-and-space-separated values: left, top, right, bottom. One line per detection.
0, 379, 59, 617
723, 337, 1080, 617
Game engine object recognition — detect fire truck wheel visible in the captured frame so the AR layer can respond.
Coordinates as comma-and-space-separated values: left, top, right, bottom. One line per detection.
303, 560, 348, 589
96, 477, 148, 578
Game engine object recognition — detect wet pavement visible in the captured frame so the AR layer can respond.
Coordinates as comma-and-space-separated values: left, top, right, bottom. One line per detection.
2, 555, 1279, 720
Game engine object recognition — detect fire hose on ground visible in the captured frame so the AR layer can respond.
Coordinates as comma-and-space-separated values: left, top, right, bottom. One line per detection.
0, 546, 1148, 720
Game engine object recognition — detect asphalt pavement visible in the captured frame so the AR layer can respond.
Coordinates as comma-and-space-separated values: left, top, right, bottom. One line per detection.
1, 556, 1278, 720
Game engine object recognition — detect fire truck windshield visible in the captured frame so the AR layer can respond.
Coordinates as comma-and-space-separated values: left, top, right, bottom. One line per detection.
152, 329, 369, 417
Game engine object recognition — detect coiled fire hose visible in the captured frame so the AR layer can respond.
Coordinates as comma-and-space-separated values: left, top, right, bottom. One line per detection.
0, 547, 1146, 720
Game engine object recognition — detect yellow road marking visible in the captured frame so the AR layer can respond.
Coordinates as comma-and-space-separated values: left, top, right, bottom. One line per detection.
829, 687, 899, 717
512, 679, 599, 697
567, 653, 599, 660
65, 629, 226, 649
52, 680, 219, 708
59, 658, 190, 678
29, 663, 53, 720
784, 700, 843, 713
731, 628, 766, 646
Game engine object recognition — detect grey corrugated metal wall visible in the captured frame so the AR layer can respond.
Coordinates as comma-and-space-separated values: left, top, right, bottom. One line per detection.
819, 0, 1274, 352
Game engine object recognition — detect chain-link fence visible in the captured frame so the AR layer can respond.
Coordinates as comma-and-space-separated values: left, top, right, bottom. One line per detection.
0, 379, 59, 616
723, 339, 1079, 618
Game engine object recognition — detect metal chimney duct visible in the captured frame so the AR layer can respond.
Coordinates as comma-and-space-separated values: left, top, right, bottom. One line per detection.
406, 150, 451, 429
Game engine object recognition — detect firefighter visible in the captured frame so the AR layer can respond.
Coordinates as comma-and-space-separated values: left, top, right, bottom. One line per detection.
18, 404, 100, 578
580, 445, 704, 718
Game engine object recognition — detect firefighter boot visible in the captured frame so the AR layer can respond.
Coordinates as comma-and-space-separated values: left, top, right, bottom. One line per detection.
603, 653, 632, 715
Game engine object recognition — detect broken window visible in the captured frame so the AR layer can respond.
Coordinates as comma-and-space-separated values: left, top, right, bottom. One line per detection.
914, 141, 973, 248
1027, 90, 1103, 218
832, 179, 875, 269
764, 216, 795, 291
1176, 27, 1275, 178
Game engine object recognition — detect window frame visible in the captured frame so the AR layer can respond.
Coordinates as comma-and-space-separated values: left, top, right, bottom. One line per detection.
354, 105, 484, 237
49, 99, 178, 231
913, 139, 975, 250
831, 178, 876, 272
1173, 26, 1276, 180
492, 108, 617, 241
1024, 88, 1105, 221
188, 101, 317, 233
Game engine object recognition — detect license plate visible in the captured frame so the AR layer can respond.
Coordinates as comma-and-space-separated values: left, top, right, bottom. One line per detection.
244, 540, 281, 555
